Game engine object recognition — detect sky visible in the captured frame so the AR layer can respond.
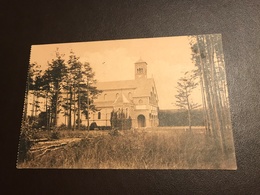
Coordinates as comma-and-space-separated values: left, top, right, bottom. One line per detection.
30, 36, 202, 109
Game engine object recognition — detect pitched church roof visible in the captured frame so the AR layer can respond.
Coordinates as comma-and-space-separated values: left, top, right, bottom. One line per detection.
95, 78, 156, 98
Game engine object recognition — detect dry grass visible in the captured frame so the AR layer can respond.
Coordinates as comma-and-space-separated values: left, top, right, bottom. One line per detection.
17, 128, 236, 169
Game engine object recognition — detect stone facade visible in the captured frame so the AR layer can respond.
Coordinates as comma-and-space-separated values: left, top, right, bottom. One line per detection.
89, 59, 159, 128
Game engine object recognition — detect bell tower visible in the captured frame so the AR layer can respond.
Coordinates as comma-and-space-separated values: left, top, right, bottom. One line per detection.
135, 58, 147, 80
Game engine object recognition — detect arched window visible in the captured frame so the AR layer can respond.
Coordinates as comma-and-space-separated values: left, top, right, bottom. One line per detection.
137, 68, 143, 74
116, 93, 119, 99
139, 99, 143, 104
128, 92, 132, 100
98, 112, 101, 119
104, 94, 107, 100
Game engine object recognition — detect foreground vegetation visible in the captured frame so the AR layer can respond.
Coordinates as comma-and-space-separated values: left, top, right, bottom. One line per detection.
17, 127, 236, 169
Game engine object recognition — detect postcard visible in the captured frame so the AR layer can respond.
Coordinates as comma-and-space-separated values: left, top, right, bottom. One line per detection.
17, 34, 237, 169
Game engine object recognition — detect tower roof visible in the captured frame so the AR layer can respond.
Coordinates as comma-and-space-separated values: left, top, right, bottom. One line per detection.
135, 58, 147, 64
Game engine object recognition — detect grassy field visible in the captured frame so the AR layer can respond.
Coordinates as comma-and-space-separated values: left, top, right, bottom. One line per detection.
17, 127, 237, 169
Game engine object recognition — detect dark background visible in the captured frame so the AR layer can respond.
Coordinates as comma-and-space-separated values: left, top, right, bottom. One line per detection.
1, 0, 259, 194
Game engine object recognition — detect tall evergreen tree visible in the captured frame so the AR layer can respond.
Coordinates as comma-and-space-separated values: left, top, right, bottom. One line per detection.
189, 34, 231, 155
43, 49, 67, 128
63, 51, 102, 130
175, 71, 200, 131
24, 63, 42, 122
24, 49, 102, 130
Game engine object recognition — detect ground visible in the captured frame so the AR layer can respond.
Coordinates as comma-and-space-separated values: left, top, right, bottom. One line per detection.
17, 127, 237, 169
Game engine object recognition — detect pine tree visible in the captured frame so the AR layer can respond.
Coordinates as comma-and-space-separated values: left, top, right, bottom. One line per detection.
175, 71, 200, 131
25, 63, 42, 124
25, 49, 102, 131
43, 49, 67, 128
64, 51, 102, 130
189, 34, 231, 155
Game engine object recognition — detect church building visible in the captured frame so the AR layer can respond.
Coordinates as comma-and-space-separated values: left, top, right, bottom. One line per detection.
88, 59, 159, 128
26, 59, 159, 129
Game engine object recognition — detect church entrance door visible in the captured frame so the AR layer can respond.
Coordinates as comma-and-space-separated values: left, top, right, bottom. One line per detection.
137, 115, 146, 128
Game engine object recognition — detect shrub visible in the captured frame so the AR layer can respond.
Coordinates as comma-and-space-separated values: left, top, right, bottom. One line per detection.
108, 128, 120, 136
57, 123, 68, 130
17, 120, 35, 162
111, 118, 132, 130
49, 131, 61, 140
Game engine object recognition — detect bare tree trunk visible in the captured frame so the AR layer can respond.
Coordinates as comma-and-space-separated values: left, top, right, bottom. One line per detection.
45, 92, 49, 130
54, 92, 58, 128
68, 87, 72, 129
31, 91, 35, 117
87, 80, 90, 131
23, 78, 30, 121
73, 90, 76, 131
54, 82, 60, 128
201, 35, 222, 153
207, 35, 224, 153
185, 88, 192, 131
196, 35, 214, 135
64, 90, 68, 127
35, 92, 39, 117
77, 86, 81, 130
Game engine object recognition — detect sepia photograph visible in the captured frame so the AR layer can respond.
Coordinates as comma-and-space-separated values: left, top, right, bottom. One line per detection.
17, 34, 237, 169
